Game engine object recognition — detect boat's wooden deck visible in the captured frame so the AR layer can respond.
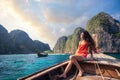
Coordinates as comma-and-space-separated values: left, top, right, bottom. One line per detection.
86, 53, 120, 67
62, 73, 119, 80
75, 53, 120, 80
55, 73, 120, 80
75, 73, 119, 80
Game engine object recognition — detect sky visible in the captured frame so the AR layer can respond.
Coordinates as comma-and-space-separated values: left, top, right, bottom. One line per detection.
0, 0, 120, 49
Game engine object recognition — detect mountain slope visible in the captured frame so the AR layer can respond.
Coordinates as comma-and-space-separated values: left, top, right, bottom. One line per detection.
86, 12, 120, 52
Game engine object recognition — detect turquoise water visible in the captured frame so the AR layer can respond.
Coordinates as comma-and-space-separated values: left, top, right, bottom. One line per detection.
0, 54, 70, 80
105, 53, 120, 59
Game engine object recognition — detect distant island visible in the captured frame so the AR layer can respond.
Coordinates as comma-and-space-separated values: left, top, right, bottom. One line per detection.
53, 12, 120, 54
0, 25, 51, 54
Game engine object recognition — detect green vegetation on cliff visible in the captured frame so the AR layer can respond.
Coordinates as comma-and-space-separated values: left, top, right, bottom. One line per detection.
86, 12, 119, 34
114, 32, 120, 38
86, 12, 120, 52
54, 27, 84, 53
65, 27, 84, 53
53, 36, 67, 53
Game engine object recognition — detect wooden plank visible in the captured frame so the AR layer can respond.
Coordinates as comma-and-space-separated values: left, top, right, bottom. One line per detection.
95, 53, 120, 67
100, 53, 120, 67
76, 73, 120, 80
86, 53, 120, 67
95, 53, 109, 64
86, 53, 108, 64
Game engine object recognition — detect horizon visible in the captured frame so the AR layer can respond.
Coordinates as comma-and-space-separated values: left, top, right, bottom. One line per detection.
0, 0, 120, 49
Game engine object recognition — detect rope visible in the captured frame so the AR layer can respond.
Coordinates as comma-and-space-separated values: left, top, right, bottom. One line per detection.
115, 69, 120, 77
95, 62, 104, 80
70, 69, 78, 80
94, 54, 105, 80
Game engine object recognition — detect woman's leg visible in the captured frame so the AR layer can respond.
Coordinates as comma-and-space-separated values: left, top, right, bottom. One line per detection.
58, 60, 73, 78
70, 55, 85, 76
58, 55, 85, 78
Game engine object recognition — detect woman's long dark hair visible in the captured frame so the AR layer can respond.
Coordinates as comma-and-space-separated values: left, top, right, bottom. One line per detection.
82, 30, 96, 51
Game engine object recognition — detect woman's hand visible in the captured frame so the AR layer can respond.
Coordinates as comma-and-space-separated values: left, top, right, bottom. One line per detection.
94, 48, 101, 53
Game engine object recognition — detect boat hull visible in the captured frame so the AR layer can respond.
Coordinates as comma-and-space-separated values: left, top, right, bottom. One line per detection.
18, 60, 120, 80
37, 53, 48, 57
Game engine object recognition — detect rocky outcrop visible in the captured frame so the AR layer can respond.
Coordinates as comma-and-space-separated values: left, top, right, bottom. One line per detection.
64, 27, 84, 53
53, 27, 84, 53
53, 36, 67, 53
0, 25, 51, 54
9, 30, 36, 53
86, 12, 120, 52
0, 24, 15, 54
54, 12, 120, 53
34, 40, 50, 52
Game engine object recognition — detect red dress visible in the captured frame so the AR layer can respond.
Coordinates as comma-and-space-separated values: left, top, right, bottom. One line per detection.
77, 42, 89, 58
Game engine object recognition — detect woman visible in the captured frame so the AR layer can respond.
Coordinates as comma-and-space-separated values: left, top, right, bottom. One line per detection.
58, 30, 97, 78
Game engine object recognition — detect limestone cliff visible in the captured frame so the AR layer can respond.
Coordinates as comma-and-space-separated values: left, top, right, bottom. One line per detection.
53, 36, 67, 53
34, 40, 50, 52
9, 30, 36, 53
53, 27, 84, 53
64, 27, 84, 53
54, 12, 120, 53
0, 25, 51, 54
0, 24, 15, 54
86, 12, 120, 52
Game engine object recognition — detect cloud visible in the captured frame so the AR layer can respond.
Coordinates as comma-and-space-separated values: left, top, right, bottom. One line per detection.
42, 8, 74, 24
40, 0, 102, 24
112, 12, 120, 21
0, 0, 120, 49
0, 0, 103, 48
3, 0, 90, 48
0, 0, 57, 48
11, 0, 59, 47
39, 0, 88, 24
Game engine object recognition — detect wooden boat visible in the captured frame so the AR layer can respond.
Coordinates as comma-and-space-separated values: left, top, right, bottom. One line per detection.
37, 52, 48, 57
18, 53, 120, 80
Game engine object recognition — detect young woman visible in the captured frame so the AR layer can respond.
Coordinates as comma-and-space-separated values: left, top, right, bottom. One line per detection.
58, 30, 97, 78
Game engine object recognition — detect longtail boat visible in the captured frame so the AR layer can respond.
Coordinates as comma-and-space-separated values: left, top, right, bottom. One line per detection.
37, 53, 48, 57
18, 53, 120, 80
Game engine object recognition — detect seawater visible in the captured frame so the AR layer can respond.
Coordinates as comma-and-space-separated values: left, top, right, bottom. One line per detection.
105, 53, 120, 59
0, 54, 70, 80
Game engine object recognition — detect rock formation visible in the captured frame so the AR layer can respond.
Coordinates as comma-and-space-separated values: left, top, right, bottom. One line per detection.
9, 30, 36, 53
53, 36, 67, 53
0, 25, 51, 54
34, 40, 50, 52
86, 12, 120, 53
54, 12, 120, 53
53, 27, 84, 53
0, 24, 16, 54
